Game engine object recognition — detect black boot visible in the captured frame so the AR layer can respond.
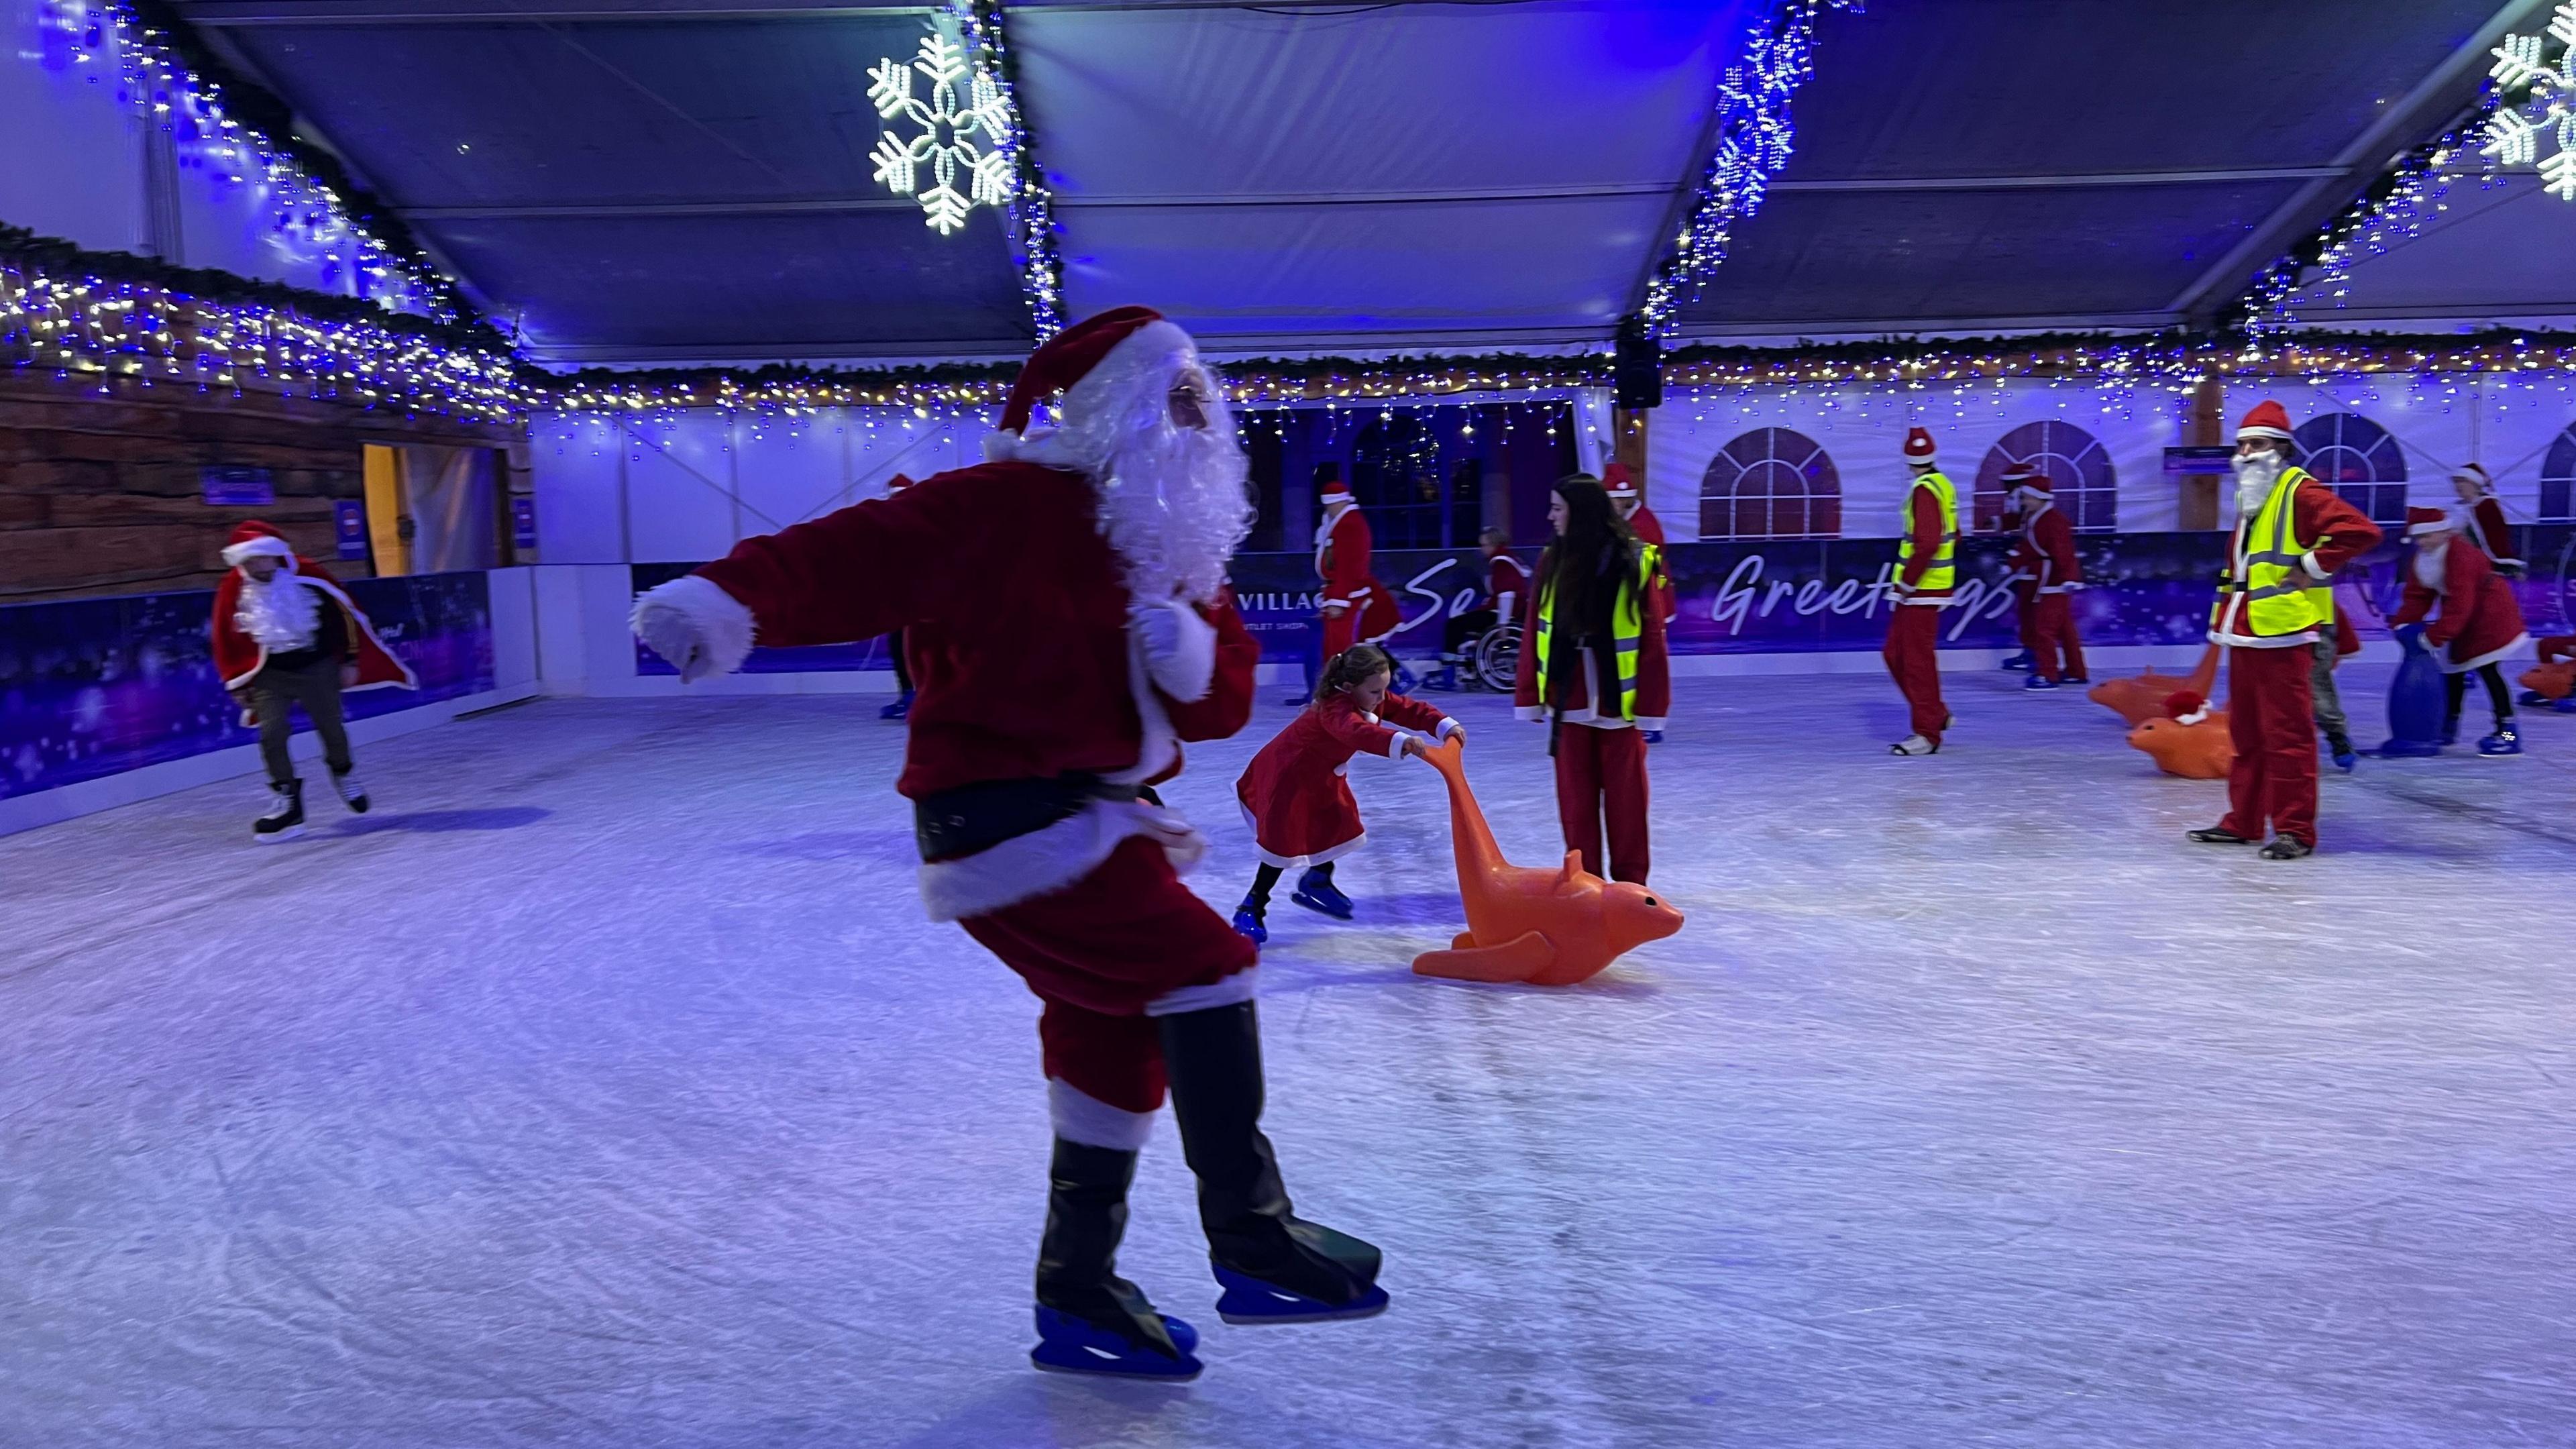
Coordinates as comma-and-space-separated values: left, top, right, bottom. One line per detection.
1158, 1002, 1387, 1324
253, 779, 305, 843
1030, 1138, 1200, 1378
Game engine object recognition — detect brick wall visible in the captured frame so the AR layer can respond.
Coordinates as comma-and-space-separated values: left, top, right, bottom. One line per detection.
0, 372, 522, 602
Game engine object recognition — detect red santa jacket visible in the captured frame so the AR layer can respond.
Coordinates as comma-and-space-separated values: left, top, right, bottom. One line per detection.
2392, 535, 2530, 672
1236, 691, 1458, 866
2210, 476, 2383, 648
1487, 551, 1532, 621
1317, 501, 1399, 638
696, 460, 1256, 799
1624, 504, 1677, 624
2461, 496, 2522, 572
211, 558, 417, 696
2006, 504, 2083, 593
1894, 480, 1954, 602
1511, 547, 1672, 731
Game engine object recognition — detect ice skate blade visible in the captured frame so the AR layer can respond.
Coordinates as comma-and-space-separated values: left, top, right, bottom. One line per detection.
1029, 1308, 1202, 1381
1030, 1352, 1201, 1383
252, 824, 305, 843
1212, 1273, 1390, 1325
1288, 890, 1352, 921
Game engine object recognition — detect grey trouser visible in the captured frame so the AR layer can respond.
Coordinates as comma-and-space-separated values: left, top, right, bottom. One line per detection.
2309, 636, 2349, 749
251, 657, 352, 788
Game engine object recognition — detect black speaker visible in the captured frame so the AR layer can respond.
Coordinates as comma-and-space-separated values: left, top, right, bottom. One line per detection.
1613, 314, 1662, 411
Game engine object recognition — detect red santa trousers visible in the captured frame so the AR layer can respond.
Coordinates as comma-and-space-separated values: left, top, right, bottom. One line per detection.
1554, 723, 1650, 883
2011, 580, 2040, 657
1882, 605, 1947, 743
2216, 644, 2320, 848
2032, 594, 2087, 684
961, 836, 1258, 1114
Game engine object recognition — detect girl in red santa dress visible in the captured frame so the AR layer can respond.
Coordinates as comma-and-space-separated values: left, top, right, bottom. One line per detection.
2391, 506, 2531, 755
1230, 643, 1462, 942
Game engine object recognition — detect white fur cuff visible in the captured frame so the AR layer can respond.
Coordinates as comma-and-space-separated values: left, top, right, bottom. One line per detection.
1436, 718, 1462, 741
631, 574, 755, 682
1139, 600, 1218, 703
1049, 1079, 1155, 1150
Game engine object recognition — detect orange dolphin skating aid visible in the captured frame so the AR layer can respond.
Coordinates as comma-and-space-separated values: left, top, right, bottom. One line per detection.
2089, 643, 2220, 727
1409, 736, 1683, 985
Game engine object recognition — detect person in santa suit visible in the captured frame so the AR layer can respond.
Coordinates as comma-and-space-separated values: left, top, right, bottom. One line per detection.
2390, 506, 2531, 756
1231, 643, 1462, 941
1436, 529, 1529, 686
1884, 427, 1959, 755
1997, 465, 2043, 674
879, 473, 918, 720
2189, 400, 2383, 859
2006, 468, 2088, 692
2448, 462, 2524, 576
629, 307, 1386, 1382
1514, 475, 1670, 883
1602, 463, 1672, 620
1313, 464, 1400, 677
211, 520, 416, 841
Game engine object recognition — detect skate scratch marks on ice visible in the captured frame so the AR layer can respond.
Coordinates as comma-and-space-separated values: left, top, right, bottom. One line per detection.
1409, 737, 1683, 986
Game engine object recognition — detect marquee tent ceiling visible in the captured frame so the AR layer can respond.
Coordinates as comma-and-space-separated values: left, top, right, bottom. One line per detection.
167, 0, 2571, 365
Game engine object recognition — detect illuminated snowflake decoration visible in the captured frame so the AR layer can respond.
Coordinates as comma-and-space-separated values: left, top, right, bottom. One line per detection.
2482, 1, 2576, 201
867, 31, 1015, 234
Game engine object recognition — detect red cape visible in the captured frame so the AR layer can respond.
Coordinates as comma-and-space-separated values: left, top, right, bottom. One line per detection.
211, 558, 419, 710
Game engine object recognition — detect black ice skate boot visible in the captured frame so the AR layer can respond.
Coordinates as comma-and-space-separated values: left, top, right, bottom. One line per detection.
330, 767, 370, 814
1030, 1138, 1201, 1381
253, 780, 305, 843
1159, 1002, 1388, 1325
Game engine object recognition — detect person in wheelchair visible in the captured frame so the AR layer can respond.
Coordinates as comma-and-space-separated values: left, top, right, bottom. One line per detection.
1433, 529, 1530, 689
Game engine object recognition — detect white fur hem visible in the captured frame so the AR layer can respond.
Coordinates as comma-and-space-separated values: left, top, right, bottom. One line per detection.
1048, 1079, 1155, 1150
1242, 802, 1365, 869
1140, 600, 1218, 703
919, 798, 1205, 922
1146, 967, 1260, 1017
2445, 633, 2530, 674
1900, 594, 1953, 606
221, 535, 293, 568
1515, 705, 1545, 722
632, 574, 755, 680
1633, 715, 1667, 732
2208, 627, 2316, 648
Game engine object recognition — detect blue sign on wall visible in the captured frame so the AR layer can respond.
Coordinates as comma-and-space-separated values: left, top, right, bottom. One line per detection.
511, 494, 538, 551
334, 499, 370, 559
199, 466, 275, 506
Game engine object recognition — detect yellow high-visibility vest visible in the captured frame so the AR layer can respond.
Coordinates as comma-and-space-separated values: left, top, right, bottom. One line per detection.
1532, 544, 1660, 721
1899, 471, 1958, 594
2231, 466, 2333, 637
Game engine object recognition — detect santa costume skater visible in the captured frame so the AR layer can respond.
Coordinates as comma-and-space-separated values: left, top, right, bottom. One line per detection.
1603, 462, 1675, 628
1315, 468, 1399, 662
1232, 643, 1462, 942
2390, 505, 2530, 756
2190, 400, 2383, 859
629, 306, 1387, 1382
2449, 462, 2524, 575
1884, 427, 1959, 755
211, 521, 415, 840
2004, 468, 2087, 690
1514, 475, 1669, 883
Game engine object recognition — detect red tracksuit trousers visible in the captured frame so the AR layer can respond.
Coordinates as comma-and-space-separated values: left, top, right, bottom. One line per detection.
2012, 581, 2040, 656
1554, 722, 1650, 883
1882, 604, 1947, 743
2032, 594, 2087, 684
2216, 643, 2319, 847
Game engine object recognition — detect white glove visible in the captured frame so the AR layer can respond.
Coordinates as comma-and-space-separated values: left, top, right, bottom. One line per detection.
1133, 598, 1216, 702
630, 575, 755, 684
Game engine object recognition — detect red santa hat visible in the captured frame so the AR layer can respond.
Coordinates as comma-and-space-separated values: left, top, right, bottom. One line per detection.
219, 519, 294, 568
2235, 400, 2294, 443
987, 305, 1197, 458
1318, 472, 1353, 506
2404, 504, 2456, 539
1902, 427, 1937, 466
885, 472, 917, 494
2164, 690, 2211, 727
1601, 462, 1640, 500
2003, 463, 2053, 498
2449, 461, 2494, 496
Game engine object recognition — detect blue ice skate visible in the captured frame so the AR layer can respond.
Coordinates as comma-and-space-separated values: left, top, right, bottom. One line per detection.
1030, 1307, 1201, 1380
1289, 868, 1353, 920
1232, 898, 1269, 945
2021, 675, 2059, 692
2331, 749, 2359, 773
2478, 727, 2524, 757
2000, 650, 2034, 672
879, 690, 914, 721
1213, 1264, 1390, 1326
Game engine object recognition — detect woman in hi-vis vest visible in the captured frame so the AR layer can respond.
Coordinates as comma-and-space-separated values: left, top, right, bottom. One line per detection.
1513, 476, 1671, 884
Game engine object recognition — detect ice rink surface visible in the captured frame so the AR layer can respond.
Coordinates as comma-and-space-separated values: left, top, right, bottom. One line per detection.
5, 667, 2573, 1448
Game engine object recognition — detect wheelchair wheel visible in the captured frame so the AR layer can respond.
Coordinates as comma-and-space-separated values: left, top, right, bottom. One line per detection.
1468, 623, 1521, 692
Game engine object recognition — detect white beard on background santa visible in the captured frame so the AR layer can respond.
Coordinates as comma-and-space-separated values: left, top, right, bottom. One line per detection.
629, 306, 1387, 1381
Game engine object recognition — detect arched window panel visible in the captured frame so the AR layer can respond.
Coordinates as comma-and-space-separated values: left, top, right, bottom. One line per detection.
1972, 421, 2117, 534
2540, 425, 2576, 525
1698, 427, 1842, 540
2292, 412, 2408, 527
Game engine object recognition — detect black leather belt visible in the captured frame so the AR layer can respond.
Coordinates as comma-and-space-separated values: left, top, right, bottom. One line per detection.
913, 773, 1149, 863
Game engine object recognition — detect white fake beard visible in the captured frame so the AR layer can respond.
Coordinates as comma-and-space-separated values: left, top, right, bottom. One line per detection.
235, 566, 321, 650
1097, 420, 1253, 605
2235, 451, 2284, 513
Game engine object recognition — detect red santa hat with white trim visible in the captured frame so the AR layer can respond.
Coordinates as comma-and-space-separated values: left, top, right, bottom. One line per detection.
219, 519, 295, 568
1601, 462, 1640, 501
2404, 504, 2457, 539
2236, 400, 2295, 443
2164, 690, 2212, 727
2001, 462, 2053, 504
983, 305, 1199, 462
1317, 463, 1353, 506
2449, 461, 2494, 496
1902, 427, 1937, 466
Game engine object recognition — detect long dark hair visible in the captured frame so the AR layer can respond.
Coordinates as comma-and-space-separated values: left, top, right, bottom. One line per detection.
1537, 474, 1640, 625
1313, 643, 1394, 705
